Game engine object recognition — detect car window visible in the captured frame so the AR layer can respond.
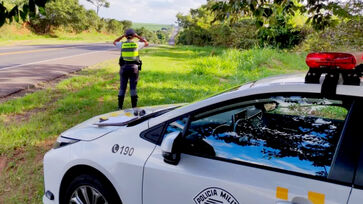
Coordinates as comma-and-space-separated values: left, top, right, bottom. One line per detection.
183, 96, 350, 178
163, 117, 189, 138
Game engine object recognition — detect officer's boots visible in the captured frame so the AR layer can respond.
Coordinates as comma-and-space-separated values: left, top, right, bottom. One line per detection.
131, 95, 138, 108
118, 95, 125, 110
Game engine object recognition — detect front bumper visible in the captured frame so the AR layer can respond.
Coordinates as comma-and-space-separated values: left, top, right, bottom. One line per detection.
43, 146, 72, 204
43, 195, 54, 204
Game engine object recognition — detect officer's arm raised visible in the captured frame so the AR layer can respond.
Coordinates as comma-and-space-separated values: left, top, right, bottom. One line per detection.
134, 34, 149, 47
113, 35, 125, 45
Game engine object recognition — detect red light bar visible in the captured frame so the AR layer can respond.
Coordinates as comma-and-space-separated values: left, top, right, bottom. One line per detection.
306, 52, 357, 70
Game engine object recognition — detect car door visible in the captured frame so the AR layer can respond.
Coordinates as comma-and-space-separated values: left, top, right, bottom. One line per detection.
349, 162, 363, 204
346, 99, 363, 204
143, 94, 356, 204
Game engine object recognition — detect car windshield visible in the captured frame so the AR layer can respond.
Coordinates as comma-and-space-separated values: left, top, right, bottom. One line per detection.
200, 83, 252, 101
127, 106, 180, 127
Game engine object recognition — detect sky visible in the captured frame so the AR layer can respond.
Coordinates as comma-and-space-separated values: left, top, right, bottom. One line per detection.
79, 0, 207, 25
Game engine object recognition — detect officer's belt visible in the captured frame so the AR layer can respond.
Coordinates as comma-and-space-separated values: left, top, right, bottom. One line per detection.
123, 60, 140, 65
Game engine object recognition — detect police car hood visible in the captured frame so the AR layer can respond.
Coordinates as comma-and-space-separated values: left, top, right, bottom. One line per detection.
60, 104, 182, 141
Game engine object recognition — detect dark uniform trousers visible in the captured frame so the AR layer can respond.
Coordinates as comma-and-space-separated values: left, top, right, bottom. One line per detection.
118, 64, 139, 109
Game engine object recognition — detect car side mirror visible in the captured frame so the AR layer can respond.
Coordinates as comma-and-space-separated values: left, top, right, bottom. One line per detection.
161, 131, 181, 165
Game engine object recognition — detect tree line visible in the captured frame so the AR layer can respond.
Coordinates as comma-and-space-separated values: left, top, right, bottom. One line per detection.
0, 0, 170, 44
176, 0, 363, 51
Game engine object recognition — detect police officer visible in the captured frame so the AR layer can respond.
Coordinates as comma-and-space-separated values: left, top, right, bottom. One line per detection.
113, 29, 149, 109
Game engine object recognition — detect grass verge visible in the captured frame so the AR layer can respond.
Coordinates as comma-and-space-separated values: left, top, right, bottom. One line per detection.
0, 45, 307, 203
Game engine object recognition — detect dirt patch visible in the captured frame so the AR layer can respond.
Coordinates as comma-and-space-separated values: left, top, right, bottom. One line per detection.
2, 107, 46, 125
0, 72, 78, 104
0, 157, 7, 176
0, 89, 64, 126
1, 138, 54, 172
34, 139, 55, 164
36, 138, 56, 150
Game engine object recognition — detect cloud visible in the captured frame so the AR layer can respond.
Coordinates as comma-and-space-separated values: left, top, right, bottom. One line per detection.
79, 0, 206, 24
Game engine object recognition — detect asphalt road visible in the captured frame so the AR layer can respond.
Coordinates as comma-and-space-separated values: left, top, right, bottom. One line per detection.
0, 43, 118, 70
168, 27, 179, 45
0, 43, 120, 98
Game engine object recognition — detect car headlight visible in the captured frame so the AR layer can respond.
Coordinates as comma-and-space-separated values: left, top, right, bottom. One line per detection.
53, 136, 80, 149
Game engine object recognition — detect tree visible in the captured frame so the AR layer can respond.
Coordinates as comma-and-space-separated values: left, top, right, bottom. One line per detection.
0, 0, 49, 27
106, 19, 124, 34
120, 20, 132, 29
4, 0, 28, 5
176, 3, 259, 48
86, 0, 109, 15
30, 0, 90, 33
134, 27, 158, 43
209, 0, 353, 30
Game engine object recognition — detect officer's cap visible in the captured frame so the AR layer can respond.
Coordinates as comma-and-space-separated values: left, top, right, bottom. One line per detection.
125, 29, 136, 37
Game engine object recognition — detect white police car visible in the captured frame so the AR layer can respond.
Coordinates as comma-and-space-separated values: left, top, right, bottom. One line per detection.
44, 52, 363, 204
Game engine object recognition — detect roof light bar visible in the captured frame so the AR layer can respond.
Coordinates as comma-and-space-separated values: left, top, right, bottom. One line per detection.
306, 52, 357, 70
305, 52, 363, 86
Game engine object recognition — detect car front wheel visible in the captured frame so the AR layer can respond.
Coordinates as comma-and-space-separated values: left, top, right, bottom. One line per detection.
64, 174, 121, 204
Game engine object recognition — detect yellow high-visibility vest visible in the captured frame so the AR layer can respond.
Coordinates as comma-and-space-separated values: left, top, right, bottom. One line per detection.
121, 42, 139, 62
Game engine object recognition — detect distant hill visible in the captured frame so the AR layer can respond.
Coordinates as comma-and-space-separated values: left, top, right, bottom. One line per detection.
132, 23, 174, 31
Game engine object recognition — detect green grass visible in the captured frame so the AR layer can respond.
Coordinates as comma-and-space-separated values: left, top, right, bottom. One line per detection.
132, 23, 173, 31
0, 45, 307, 203
0, 24, 117, 46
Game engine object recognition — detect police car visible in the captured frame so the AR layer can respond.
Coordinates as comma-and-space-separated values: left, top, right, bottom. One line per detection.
44, 52, 363, 204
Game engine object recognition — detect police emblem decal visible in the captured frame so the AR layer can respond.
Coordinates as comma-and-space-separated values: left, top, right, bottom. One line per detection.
193, 187, 239, 204
112, 144, 120, 153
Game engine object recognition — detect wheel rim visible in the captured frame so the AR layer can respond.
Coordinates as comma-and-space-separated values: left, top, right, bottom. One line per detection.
69, 185, 108, 204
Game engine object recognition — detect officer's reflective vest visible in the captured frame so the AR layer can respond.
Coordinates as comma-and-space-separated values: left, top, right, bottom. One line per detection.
121, 42, 139, 62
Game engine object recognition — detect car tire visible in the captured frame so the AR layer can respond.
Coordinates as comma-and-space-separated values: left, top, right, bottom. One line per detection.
64, 174, 121, 204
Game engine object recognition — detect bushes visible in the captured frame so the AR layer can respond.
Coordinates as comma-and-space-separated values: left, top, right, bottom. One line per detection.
46, 0, 88, 32
298, 17, 363, 51
176, 16, 304, 49
28, 0, 127, 35
156, 30, 168, 44
216, 19, 259, 49
105, 19, 124, 34
177, 21, 259, 48
177, 27, 212, 46
257, 15, 304, 49
29, 0, 97, 33
134, 26, 169, 44
177, 9, 362, 51
175, 3, 304, 49
25, 0, 167, 44
176, 1, 362, 51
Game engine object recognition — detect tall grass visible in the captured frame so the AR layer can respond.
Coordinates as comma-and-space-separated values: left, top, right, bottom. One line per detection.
189, 47, 307, 82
